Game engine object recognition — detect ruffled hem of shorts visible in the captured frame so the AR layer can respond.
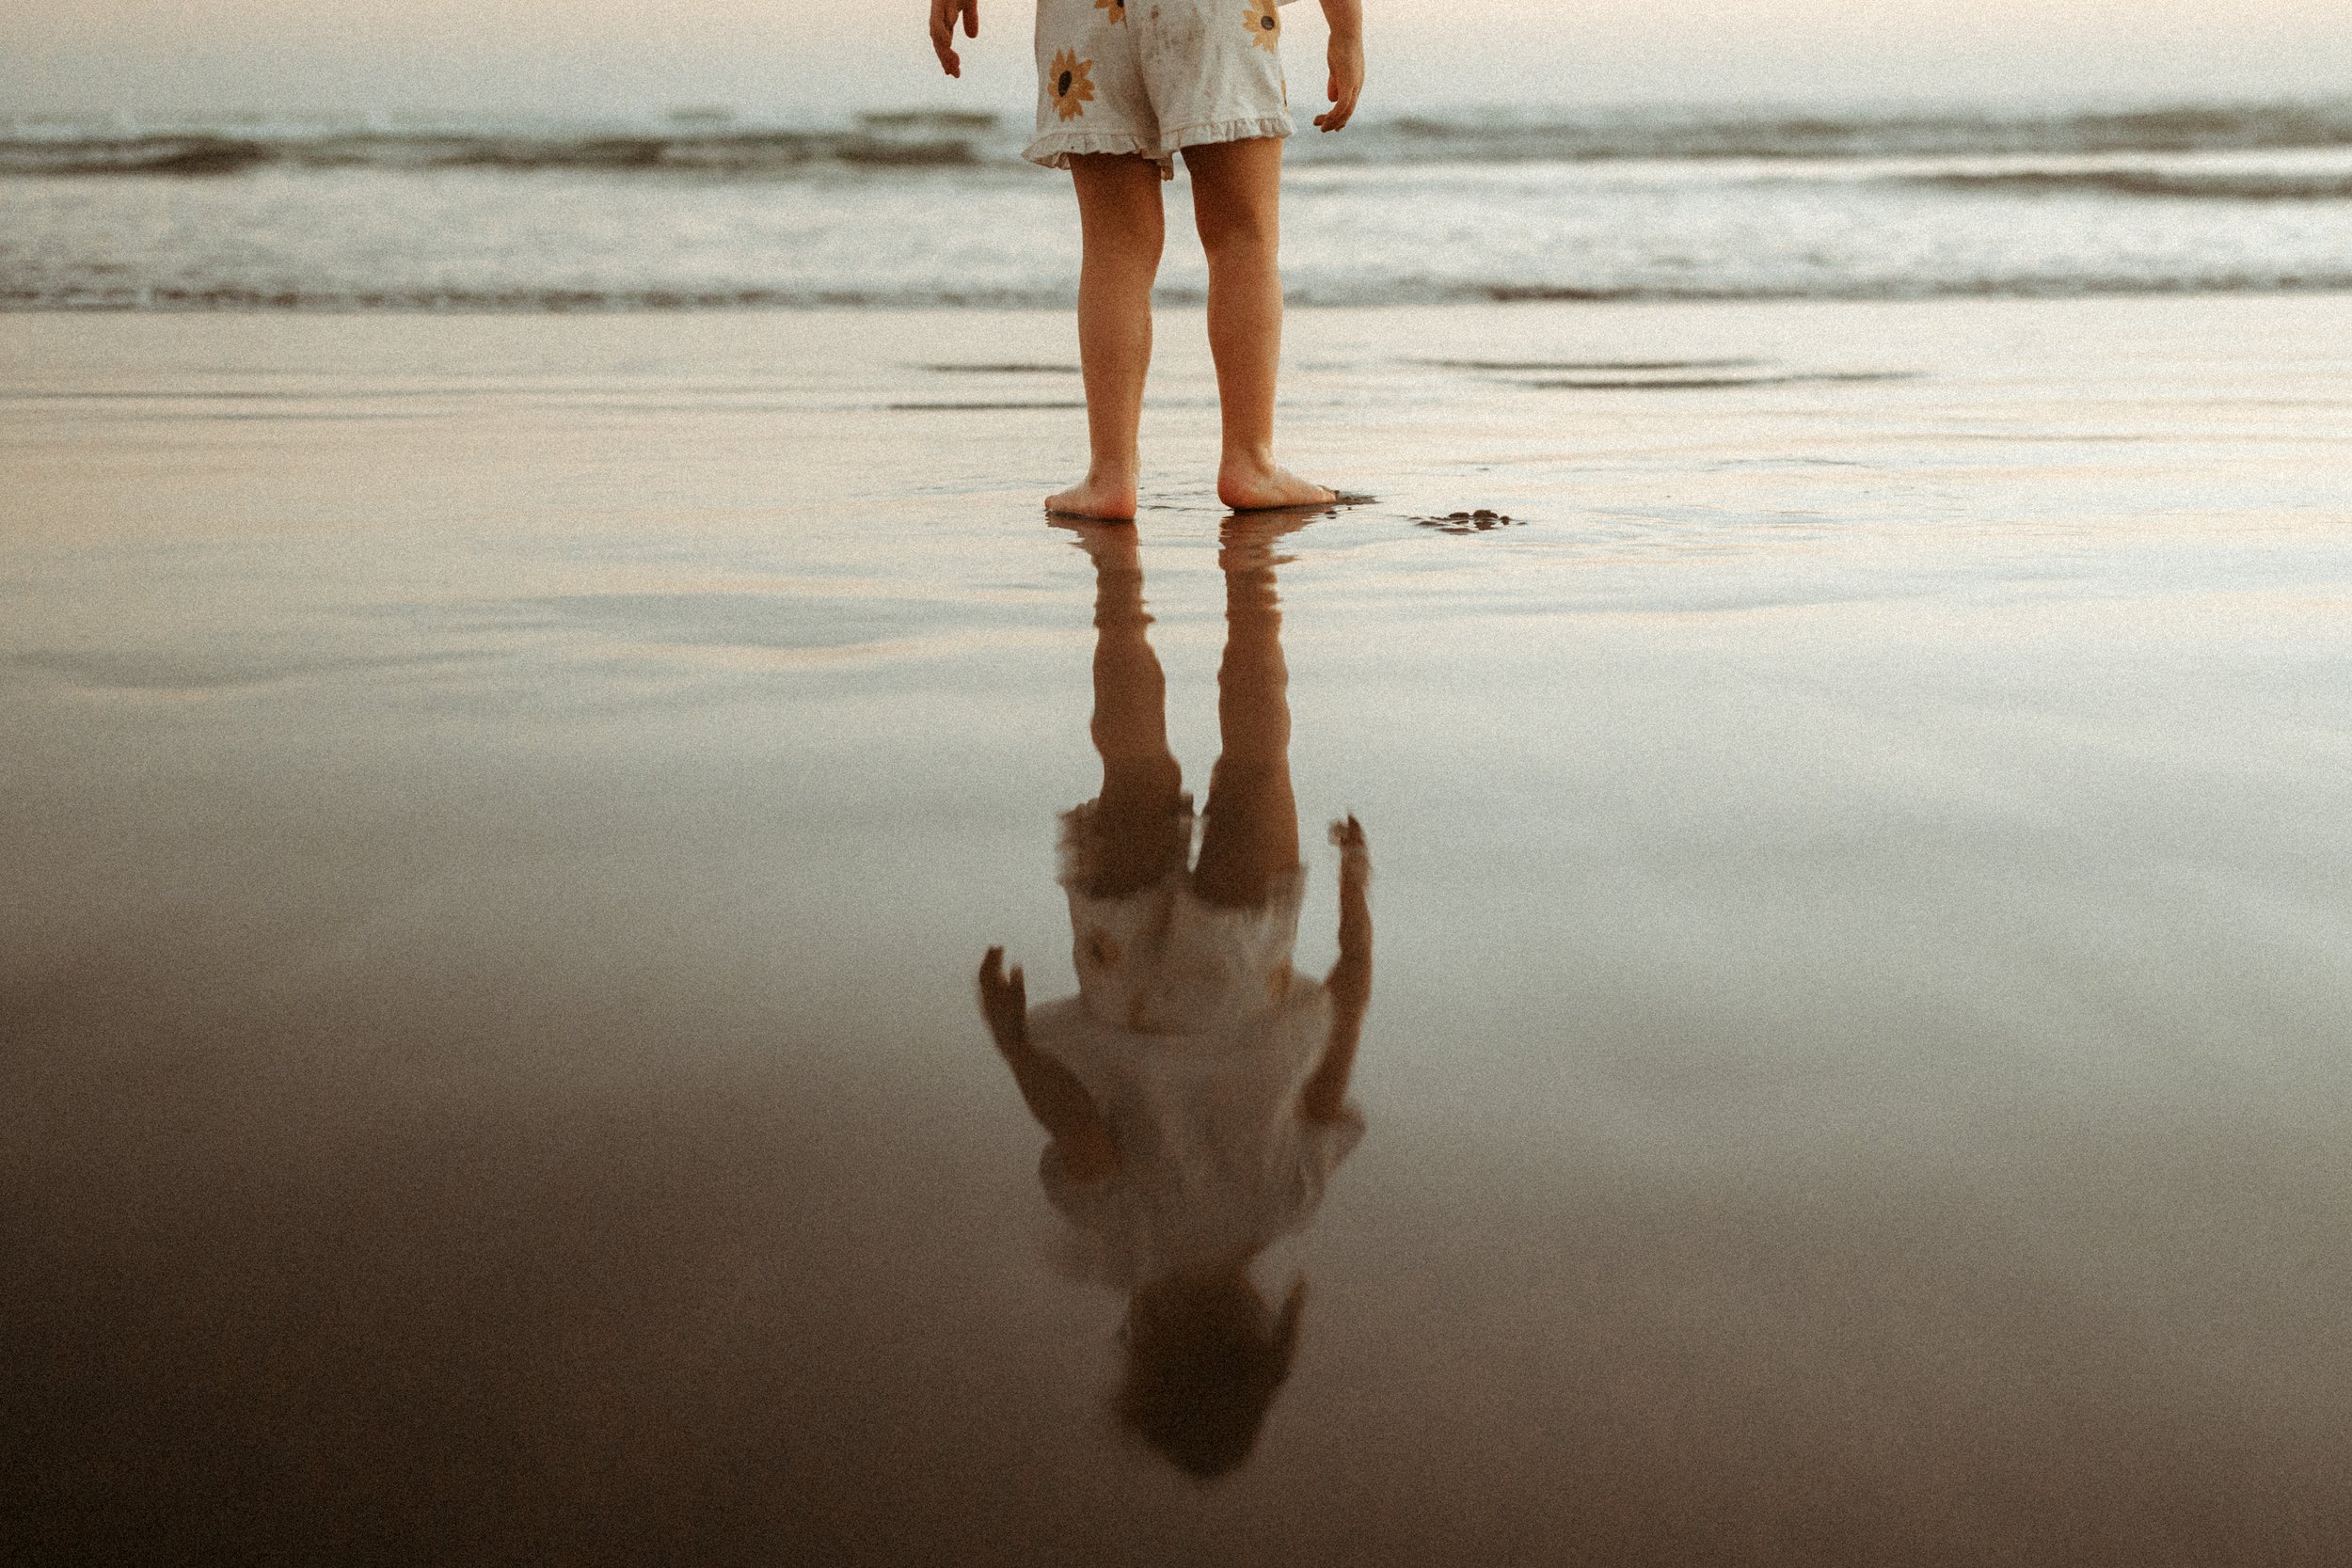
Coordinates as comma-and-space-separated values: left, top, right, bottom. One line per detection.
1024, 129, 1171, 173
1025, 114, 1295, 176
1158, 113, 1296, 154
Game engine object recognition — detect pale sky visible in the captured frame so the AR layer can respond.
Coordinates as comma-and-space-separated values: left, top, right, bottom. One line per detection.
4, 0, 2350, 120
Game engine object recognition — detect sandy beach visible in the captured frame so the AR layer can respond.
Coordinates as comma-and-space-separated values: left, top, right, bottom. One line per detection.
5, 293, 2351, 1563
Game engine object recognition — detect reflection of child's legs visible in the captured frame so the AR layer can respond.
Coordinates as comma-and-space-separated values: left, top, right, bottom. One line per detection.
1193, 523, 1300, 909
1047, 156, 1165, 524
1073, 526, 1187, 897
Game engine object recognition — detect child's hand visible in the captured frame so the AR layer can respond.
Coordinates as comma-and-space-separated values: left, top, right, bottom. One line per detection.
930, 0, 979, 78
1314, 4, 1364, 133
977, 945, 1028, 1049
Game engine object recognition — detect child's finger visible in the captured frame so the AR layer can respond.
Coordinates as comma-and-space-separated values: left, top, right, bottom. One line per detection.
1316, 75, 1358, 133
929, 0, 969, 75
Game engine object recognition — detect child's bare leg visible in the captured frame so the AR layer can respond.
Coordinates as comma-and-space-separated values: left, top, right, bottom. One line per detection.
1067, 524, 1186, 896
1048, 155, 1166, 523
1182, 138, 1334, 513
1192, 518, 1302, 909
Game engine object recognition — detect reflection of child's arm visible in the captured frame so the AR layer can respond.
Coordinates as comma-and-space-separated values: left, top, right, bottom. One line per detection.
1303, 817, 1372, 1123
978, 947, 1120, 1180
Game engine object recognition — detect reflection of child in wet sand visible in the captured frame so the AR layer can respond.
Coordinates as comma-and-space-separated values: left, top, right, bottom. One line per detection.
979, 516, 1371, 1477
929, 0, 1364, 519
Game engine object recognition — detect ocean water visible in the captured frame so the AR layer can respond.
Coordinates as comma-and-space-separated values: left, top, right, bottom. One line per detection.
6, 100, 2352, 309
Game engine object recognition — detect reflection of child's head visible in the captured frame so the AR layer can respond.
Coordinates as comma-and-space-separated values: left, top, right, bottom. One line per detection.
1117, 1272, 1306, 1480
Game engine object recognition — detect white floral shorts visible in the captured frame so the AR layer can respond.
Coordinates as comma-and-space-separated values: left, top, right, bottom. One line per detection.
1025, 0, 1295, 180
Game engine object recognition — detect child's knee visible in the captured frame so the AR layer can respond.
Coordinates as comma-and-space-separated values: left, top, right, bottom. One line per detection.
1193, 198, 1277, 261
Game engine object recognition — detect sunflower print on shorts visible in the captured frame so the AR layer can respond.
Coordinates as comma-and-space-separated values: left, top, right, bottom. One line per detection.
1094, 0, 1125, 20
1047, 48, 1096, 120
1243, 0, 1281, 52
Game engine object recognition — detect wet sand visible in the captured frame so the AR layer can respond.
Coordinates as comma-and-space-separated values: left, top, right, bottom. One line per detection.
4, 297, 2351, 1564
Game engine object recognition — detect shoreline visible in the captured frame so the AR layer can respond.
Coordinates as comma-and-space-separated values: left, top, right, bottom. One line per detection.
13, 279, 2352, 313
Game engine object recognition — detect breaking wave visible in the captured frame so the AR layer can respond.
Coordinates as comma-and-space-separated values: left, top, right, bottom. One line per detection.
0, 113, 1000, 178
1891, 166, 2352, 201
8, 100, 2352, 180
1347, 101, 2352, 164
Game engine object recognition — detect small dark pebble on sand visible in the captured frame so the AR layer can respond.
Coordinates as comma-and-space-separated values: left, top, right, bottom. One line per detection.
1413, 510, 1522, 534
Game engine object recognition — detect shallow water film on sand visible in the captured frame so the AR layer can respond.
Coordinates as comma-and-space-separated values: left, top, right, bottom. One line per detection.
4, 297, 2352, 1562
7, 100, 2352, 308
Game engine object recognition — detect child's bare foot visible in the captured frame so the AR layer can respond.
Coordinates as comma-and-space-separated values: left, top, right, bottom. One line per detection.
1045, 473, 1139, 522
1217, 454, 1336, 512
